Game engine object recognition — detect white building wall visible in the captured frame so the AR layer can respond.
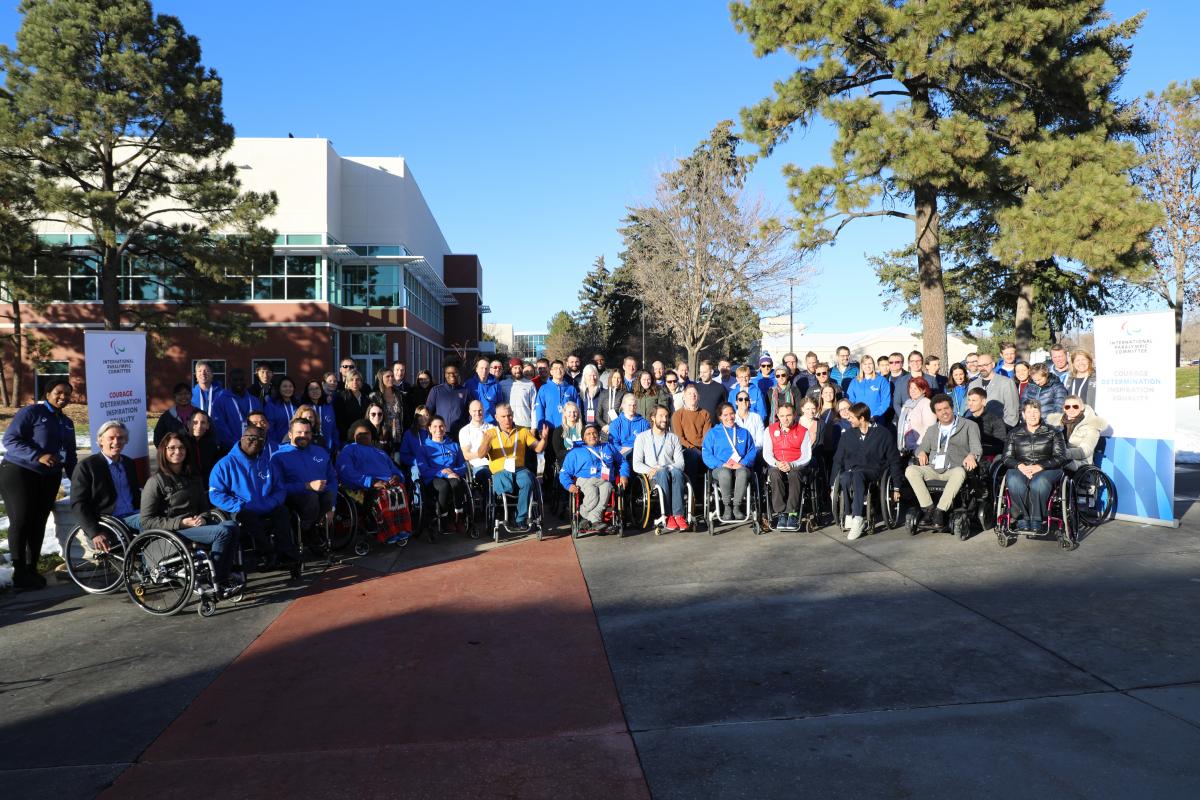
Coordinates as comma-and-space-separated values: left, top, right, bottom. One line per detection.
225, 138, 331, 235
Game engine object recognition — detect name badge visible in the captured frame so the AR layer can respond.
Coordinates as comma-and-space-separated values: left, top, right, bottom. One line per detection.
586, 409, 596, 423
600, 461, 611, 481
503, 457, 516, 472
932, 453, 947, 471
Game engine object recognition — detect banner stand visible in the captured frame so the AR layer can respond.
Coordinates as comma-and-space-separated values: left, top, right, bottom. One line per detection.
84, 331, 149, 483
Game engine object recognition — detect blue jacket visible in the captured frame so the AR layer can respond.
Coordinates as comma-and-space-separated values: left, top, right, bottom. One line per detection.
2, 401, 77, 476
1026, 377, 1067, 418
463, 375, 503, 423
265, 398, 300, 443
533, 380, 580, 431
608, 413, 650, 452
950, 385, 969, 416
847, 374, 892, 419
830, 363, 859, 390
213, 391, 263, 449
558, 441, 628, 489
313, 402, 340, 453
336, 442, 405, 488
191, 384, 224, 421
209, 445, 285, 515
271, 442, 337, 505
425, 383, 470, 435
727, 383, 767, 419
415, 437, 467, 482
398, 429, 430, 470
702, 423, 758, 469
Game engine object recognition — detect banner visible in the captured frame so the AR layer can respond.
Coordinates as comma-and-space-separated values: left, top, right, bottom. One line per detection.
84, 331, 148, 480
1093, 310, 1177, 527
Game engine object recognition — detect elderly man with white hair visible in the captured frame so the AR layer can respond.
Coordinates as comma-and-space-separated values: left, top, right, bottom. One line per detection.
70, 420, 143, 552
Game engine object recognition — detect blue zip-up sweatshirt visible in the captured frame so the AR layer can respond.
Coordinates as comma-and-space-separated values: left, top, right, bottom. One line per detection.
271, 442, 337, 505
702, 423, 758, 469
533, 380, 580, 431
191, 384, 224, 420
608, 413, 650, 452
209, 445, 285, 515
558, 441, 628, 489
2, 401, 77, 476
265, 397, 300, 443
415, 437, 467, 482
463, 375, 503, 423
847, 374, 892, 419
830, 363, 859, 391
950, 384, 969, 416
398, 429, 430, 470
213, 391, 263, 449
336, 443, 405, 488
727, 382, 767, 419
313, 402, 340, 453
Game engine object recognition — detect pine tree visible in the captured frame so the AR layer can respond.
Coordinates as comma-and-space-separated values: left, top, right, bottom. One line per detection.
0, 0, 277, 342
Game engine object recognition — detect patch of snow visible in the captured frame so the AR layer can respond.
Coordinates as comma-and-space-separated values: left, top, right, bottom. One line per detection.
0, 502, 67, 557
0, 563, 11, 589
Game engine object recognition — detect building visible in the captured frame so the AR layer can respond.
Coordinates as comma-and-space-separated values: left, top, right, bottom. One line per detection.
481, 323, 548, 361
16, 138, 488, 405
758, 318, 974, 366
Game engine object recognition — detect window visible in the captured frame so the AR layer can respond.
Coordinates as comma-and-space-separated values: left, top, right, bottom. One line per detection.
403, 270, 443, 332
351, 333, 386, 385
191, 359, 227, 389
252, 256, 320, 301
335, 264, 400, 307
35, 360, 69, 398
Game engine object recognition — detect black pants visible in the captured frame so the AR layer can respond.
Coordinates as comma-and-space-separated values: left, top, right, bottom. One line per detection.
287, 491, 333, 533
0, 462, 62, 567
770, 466, 805, 514
426, 476, 466, 515
837, 467, 880, 518
236, 505, 299, 561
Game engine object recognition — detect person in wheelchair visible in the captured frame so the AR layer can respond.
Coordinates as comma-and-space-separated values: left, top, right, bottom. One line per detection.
141, 432, 241, 595
458, 400, 495, 482
903, 393, 982, 531
465, 402, 549, 533
559, 423, 629, 534
830, 402, 902, 541
209, 423, 302, 579
272, 417, 338, 548
1046, 394, 1107, 473
702, 402, 759, 521
609, 393, 650, 466
762, 403, 818, 530
1000, 399, 1068, 532
337, 420, 412, 545
415, 415, 471, 533
633, 405, 688, 531
70, 420, 143, 555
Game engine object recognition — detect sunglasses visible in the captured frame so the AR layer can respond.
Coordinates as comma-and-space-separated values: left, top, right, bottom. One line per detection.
340, 364, 354, 369
666, 379, 677, 385
889, 359, 903, 364
816, 371, 829, 376
1063, 404, 1081, 410
737, 396, 750, 401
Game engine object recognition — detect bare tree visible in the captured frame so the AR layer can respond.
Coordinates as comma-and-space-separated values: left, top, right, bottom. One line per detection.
1134, 80, 1200, 364
620, 123, 810, 375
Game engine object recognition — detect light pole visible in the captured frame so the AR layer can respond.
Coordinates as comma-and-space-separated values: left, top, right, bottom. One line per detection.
789, 282, 795, 355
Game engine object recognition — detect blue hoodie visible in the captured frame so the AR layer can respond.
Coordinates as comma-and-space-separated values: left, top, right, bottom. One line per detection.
265, 397, 300, 442
336, 443, 405, 489
415, 437, 467, 482
702, 423, 758, 469
2, 401, 77, 476
608, 413, 650, 453
213, 391, 263, 449
313, 402, 340, 452
209, 444, 286, 515
271, 442, 337, 505
847, 374, 892, 419
727, 382, 767, 419
558, 441, 628, 489
533, 379, 580, 431
463, 374, 503, 423
191, 384, 224, 420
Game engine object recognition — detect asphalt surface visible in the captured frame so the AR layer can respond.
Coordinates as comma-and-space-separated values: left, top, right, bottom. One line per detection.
1, 464, 1197, 799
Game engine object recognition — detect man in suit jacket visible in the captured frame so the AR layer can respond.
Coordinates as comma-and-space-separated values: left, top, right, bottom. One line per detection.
70, 420, 143, 551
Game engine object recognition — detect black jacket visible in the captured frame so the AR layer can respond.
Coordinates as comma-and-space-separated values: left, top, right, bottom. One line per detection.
70, 452, 143, 536
831, 422, 902, 485
965, 409, 1008, 457
693, 381, 727, 419
186, 431, 221, 483
334, 389, 371, 442
1003, 424, 1067, 470
140, 469, 211, 531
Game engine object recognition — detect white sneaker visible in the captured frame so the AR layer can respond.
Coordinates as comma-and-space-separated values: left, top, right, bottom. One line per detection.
847, 516, 865, 541
843, 515, 852, 531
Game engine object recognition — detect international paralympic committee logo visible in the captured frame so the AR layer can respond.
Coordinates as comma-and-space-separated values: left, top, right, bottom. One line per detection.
109, 338, 126, 355
1120, 320, 1144, 337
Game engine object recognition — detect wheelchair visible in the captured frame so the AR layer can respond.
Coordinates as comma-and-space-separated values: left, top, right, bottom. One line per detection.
702, 467, 765, 536
413, 474, 479, 542
484, 469, 544, 542
123, 511, 243, 618
568, 479, 626, 538
1069, 463, 1118, 527
829, 468, 901, 536
994, 463, 1117, 551
338, 484, 414, 556
626, 470, 695, 535
760, 460, 829, 533
902, 462, 994, 541
64, 514, 135, 595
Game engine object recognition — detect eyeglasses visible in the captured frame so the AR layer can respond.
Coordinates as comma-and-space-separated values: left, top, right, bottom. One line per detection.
889, 359, 903, 364
1063, 404, 1081, 410
816, 371, 829, 376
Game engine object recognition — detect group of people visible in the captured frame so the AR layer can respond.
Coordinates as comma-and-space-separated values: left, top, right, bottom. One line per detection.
0, 339, 1105, 592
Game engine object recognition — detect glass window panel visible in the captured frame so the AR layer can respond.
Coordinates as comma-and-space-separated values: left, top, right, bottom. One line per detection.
286, 234, 322, 245
69, 277, 97, 301
287, 255, 317, 275
39, 234, 69, 245
286, 278, 317, 300
253, 277, 285, 300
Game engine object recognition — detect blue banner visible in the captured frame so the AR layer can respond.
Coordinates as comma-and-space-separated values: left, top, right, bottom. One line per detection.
1100, 437, 1175, 525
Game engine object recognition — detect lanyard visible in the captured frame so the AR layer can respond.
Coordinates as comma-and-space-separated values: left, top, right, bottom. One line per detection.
651, 433, 666, 463
197, 387, 214, 414
585, 446, 607, 468
496, 428, 517, 459
936, 422, 956, 455
722, 424, 739, 454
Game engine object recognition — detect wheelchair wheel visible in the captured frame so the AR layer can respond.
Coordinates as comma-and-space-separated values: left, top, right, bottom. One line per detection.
124, 530, 195, 617
64, 517, 130, 594
993, 476, 1014, 548
879, 474, 901, 529
1073, 467, 1117, 527
629, 475, 652, 531
704, 474, 716, 536
329, 490, 357, 551
905, 507, 920, 536
1057, 485, 1078, 552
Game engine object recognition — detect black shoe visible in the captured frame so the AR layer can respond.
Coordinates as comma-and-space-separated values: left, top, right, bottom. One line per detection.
773, 514, 785, 529
932, 509, 947, 531
508, 522, 530, 533
289, 562, 302, 580
918, 505, 935, 525
11, 564, 39, 591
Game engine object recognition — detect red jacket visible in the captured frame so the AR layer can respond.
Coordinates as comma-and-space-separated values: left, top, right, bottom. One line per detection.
767, 421, 807, 463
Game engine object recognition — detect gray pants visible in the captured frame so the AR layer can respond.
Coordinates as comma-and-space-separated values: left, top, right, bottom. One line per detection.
577, 477, 612, 524
905, 464, 967, 511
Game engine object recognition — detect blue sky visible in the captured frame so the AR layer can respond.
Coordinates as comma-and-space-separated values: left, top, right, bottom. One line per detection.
2, 1, 1194, 333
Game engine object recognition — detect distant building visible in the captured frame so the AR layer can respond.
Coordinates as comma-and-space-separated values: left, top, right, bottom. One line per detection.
512, 331, 548, 360
758, 318, 974, 366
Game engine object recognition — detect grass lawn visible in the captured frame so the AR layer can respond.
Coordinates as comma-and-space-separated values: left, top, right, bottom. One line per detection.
1179, 366, 1199, 399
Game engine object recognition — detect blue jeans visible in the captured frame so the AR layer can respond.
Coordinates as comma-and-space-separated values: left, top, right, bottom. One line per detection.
492, 468, 533, 524
177, 520, 238, 582
653, 467, 686, 515
1006, 468, 1063, 524
836, 468, 879, 518
122, 513, 142, 532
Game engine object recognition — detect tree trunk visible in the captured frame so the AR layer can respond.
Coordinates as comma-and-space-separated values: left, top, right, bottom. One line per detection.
686, 344, 700, 380
914, 183, 946, 360
9, 297, 23, 405
1175, 250, 1186, 366
102, 246, 121, 330
1014, 272, 1037, 357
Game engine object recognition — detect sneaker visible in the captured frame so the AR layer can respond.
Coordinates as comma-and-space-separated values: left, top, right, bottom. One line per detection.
847, 516, 865, 541
672, 515, 689, 531
665, 516, 679, 531
787, 512, 800, 529
843, 515, 853, 531
509, 522, 530, 533
385, 532, 411, 545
